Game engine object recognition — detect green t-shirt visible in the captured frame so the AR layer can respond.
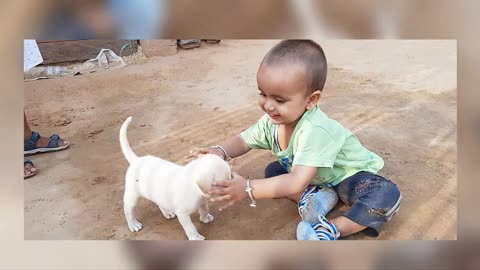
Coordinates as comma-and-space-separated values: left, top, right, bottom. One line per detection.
240, 105, 384, 187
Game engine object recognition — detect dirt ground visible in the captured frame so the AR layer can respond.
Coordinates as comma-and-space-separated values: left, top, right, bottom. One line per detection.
24, 40, 456, 240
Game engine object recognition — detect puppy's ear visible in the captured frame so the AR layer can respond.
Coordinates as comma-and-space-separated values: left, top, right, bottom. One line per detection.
195, 178, 209, 194
190, 164, 213, 196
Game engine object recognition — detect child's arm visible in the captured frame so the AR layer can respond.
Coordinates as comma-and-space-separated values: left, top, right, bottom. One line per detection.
249, 165, 317, 199
188, 134, 251, 160
209, 165, 318, 210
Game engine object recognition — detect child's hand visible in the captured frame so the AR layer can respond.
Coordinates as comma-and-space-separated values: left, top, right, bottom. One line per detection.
186, 147, 223, 159
208, 172, 249, 211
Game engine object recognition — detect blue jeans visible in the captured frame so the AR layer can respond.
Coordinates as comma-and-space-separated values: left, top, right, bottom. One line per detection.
265, 162, 402, 237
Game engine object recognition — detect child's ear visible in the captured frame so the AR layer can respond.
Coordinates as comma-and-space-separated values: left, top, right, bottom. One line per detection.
306, 90, 322, 110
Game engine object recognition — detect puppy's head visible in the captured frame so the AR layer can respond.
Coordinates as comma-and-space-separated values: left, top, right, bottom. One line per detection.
188, 154, 232, 196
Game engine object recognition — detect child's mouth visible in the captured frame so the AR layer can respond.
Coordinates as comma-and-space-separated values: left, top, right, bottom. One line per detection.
268, 114, 281, 119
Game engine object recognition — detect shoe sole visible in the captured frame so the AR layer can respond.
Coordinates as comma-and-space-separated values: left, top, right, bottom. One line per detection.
24, 144, 69, 156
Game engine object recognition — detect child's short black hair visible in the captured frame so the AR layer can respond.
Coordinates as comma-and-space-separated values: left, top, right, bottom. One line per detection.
261, 40, 327, 92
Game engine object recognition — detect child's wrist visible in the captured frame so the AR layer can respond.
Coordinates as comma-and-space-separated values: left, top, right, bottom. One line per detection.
245, 177, 256, 207
209, 145, 231, 161
210, 147, 225, 159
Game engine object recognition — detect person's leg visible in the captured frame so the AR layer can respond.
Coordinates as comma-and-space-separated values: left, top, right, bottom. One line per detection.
328, 216, 367, 236
24, 112, 69, 155
297, 172, 402, 240
332, 172, 402, 237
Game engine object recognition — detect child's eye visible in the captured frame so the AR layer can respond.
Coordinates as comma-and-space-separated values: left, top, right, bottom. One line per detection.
259, 92, 266, 97
276, 99, 286, 104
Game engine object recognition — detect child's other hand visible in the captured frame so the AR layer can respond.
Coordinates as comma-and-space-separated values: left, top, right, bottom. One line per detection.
187, 147, 209, 158
187, 147, 224, 160
208, 171, 248, 211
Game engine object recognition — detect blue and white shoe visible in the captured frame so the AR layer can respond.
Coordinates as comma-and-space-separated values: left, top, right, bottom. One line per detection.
298, 186, 338, 224
296, 215, 340, 240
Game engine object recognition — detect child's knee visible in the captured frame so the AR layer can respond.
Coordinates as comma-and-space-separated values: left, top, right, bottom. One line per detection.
379, 180, 401, 204
346, 174, 402, 217
369, 179, 402, 222
382, 180, 402, 217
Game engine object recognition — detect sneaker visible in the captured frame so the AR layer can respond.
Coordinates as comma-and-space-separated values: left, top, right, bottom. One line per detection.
296, 215, 340, 240
298, 186, 338, 224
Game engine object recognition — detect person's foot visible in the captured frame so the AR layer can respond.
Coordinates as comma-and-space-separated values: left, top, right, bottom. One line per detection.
24, 159, 37, 179
24, 131, 69, 155
298, 186, 338, 224
296, 215, 340, 240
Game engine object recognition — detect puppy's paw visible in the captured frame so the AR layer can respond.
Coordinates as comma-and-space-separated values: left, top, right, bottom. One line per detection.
127, 219, 143, 232
162, 210, 176, 219
187, 233, 206, 240
159, 207, 176, 219
200, 213, 214, 224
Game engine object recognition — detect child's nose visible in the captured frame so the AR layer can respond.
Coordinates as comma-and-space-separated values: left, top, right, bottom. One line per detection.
264, 99, 275, 111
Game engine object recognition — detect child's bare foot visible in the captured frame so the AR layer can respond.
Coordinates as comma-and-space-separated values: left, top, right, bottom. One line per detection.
24, 131, 70, 155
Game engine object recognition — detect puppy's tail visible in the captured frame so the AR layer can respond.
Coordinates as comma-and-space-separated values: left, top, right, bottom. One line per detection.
120, 116, 138, 164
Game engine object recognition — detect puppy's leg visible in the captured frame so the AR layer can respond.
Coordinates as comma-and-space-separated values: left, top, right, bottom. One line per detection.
123, 169, 143, 232
159, 206, 176, 219
198, 198, 214, 223
177, 214, 205, 240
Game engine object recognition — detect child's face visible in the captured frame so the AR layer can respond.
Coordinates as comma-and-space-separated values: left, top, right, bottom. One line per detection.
257, 63, 319, 126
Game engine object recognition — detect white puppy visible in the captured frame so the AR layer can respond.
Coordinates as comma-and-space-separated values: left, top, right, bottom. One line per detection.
119, 117, 231, 240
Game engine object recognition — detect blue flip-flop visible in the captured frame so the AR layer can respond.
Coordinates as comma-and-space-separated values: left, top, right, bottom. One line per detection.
296, 215, 340, 240
298, 186, 338, 224
24, 131, 69, 156
24, 159, 37, 179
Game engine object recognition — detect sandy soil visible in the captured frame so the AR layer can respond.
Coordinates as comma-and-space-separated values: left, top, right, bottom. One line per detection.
24, 40, 456, 240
